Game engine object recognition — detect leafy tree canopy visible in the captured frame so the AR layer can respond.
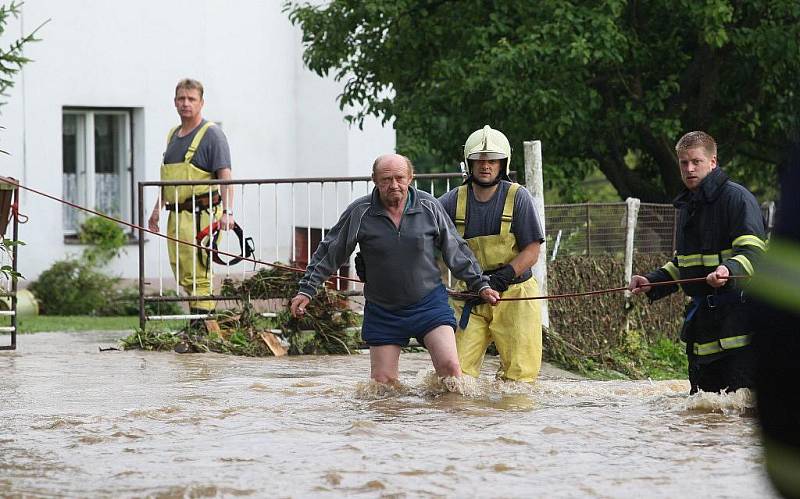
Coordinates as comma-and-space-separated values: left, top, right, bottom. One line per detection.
287, 0, 798, 202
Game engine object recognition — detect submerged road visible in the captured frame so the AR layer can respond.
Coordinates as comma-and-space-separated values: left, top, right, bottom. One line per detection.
0, 331, 776, 498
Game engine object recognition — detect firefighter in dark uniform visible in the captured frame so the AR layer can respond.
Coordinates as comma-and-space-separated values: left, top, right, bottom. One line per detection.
629, 131, 766, 394
749, 137, 800, 498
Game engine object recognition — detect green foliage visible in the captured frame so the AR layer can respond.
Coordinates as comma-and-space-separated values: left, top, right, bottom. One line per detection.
120, 307, 362, 357
544, 254, 687, 379
0, 2, 46, 106
30, 216, 135, 316
78, 216, 126, 264
120, 328, 181, 351
288, 0, 799, 202
0, 238, 23, 281
123, 268, 363, 357
29, 259, 117, 315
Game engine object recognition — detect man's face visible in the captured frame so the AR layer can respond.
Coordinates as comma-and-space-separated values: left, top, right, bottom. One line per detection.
678, 147, 717, 192
174, 88, 203, 121
470, 158, 502, 184
373, 158, 412, 206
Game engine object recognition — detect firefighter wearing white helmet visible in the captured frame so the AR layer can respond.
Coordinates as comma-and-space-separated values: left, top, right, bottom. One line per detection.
439, 125, 545, 382
463, 124, 512, 185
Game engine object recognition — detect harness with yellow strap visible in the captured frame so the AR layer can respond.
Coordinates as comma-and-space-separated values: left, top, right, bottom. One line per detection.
161, 121, 220, 207
161, 121, 222, 277
454, 183, 528, 328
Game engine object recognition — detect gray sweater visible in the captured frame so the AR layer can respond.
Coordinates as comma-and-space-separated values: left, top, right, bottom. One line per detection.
298, 187, 489, 310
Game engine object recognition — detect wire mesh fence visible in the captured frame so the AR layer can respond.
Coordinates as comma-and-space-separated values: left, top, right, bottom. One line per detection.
546, 201, 775, 259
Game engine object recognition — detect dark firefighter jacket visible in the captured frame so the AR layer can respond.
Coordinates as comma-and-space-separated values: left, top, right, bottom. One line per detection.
644, 167, 766, 361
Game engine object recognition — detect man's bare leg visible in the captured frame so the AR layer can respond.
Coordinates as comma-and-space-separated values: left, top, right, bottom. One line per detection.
423, 325, 462, 377
369, 344, 402, 383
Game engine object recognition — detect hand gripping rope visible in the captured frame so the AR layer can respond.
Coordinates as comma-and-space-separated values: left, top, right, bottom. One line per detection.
0, 176, 741, 303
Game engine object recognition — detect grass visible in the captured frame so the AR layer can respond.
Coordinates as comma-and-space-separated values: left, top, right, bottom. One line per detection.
548, 331, 688, 381
5, 315, 171, 334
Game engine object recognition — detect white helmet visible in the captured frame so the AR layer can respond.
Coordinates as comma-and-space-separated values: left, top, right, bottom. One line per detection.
463, 125, 511, 185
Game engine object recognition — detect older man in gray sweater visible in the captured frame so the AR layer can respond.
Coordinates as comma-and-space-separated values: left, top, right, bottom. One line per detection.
290, 154, 498, 384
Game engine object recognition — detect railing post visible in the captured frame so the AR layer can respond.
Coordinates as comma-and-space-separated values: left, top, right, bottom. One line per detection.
524, 140, 549, 329
138, 182, 146, 331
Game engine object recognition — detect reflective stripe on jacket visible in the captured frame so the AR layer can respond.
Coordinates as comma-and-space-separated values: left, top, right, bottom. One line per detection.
645, 167, 766, 352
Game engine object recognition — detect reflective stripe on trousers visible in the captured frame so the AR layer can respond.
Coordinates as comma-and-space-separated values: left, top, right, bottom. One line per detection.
692, 334, 753, 356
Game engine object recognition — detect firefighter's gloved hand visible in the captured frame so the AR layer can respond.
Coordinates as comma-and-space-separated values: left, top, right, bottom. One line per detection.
487, 264, 516, 292
355, 252, 366, 282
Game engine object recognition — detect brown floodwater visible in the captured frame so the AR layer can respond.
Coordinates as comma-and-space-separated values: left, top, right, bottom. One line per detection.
0, 331, 777, 498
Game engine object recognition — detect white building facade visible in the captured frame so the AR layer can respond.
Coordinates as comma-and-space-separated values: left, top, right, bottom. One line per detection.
0, 0, 395, 281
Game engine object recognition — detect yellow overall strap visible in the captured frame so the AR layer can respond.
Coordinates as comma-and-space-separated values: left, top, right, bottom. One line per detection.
500, 183, 520, 235
166, 126, 180, 146
455, 184, 469, 236
183, 121, 215, 164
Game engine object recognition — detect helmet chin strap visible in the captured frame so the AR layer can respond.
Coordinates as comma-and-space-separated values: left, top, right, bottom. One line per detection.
469, 173, 502, 187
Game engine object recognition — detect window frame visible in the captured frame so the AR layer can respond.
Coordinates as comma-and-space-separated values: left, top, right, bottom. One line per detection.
62, 107, 134, 237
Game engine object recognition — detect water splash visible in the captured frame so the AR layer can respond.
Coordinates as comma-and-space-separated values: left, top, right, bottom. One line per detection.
684, 388, 755, 415
415, 370, 481, 397
354, 379, 413, 399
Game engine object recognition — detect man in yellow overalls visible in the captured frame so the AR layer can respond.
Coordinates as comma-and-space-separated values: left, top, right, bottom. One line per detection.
439, 125, 544, 382
148, 78, 234, 317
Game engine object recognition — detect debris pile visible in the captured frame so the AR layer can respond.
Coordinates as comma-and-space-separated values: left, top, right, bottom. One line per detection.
121, 267, 361, 356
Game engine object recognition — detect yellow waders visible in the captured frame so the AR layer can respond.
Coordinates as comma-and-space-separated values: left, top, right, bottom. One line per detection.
161, 122, 222, 312
450, 183, 543, 382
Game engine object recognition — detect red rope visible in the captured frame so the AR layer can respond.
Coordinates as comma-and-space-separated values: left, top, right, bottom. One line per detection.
0, 176, 324, 279
449, 275, 741, 302
0, 176, 742, 303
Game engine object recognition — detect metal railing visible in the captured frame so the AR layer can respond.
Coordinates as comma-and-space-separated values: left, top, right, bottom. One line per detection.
136, 172, 479, 329
546, 200, 776, 259
0, 182, 20, 350
137, 172, 774, 332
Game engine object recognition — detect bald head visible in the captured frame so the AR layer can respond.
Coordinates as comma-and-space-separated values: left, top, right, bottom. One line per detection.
372, 154, 414, 177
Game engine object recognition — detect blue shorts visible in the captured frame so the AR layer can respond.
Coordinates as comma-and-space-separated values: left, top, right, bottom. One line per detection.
361, 284, 457, 347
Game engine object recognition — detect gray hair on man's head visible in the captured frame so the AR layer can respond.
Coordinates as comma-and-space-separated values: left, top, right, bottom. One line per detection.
372, 153, 414, 176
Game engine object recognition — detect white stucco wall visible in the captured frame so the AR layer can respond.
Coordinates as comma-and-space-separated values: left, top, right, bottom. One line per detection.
0, 0, 395, 282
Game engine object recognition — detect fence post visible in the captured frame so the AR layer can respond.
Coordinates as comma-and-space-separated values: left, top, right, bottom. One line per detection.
523, 140, 549, 329
624, 198, 641, 300
624, 197, 640, 334
763, 201, 776, 239
586, 203, 591, 256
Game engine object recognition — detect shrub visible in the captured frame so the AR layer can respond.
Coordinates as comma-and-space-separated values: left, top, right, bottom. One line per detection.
78, 216, 126, 264
30, 216, 137, 316
545, 254, 685, 378
29, 259, 118, 315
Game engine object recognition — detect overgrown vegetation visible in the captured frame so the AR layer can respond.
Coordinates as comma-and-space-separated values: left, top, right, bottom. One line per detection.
121, 267, 362, 356
30, 216, 181, 316
544, 254, 687, 379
